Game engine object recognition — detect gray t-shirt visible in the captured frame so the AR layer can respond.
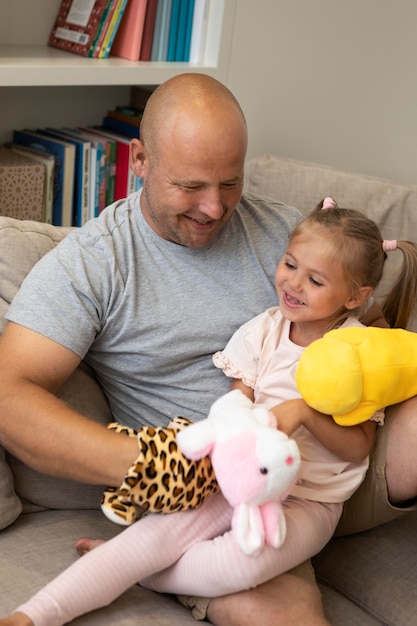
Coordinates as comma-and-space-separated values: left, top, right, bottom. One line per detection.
7, 191, 301, 427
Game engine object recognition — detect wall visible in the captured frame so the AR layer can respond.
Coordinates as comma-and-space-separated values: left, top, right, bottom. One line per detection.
227, 0, 417, 185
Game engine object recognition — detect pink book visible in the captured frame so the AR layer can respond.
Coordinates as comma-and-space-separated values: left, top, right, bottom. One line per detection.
111, 0, 149, 60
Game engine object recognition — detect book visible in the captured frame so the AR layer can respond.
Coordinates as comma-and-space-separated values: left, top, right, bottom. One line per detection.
90, 145, 99, 219
79, 130, 108, 215
97, 0, 129, 58
88, 0, 119, 56
175, 0, 194, 62
203, 0, 223, 65
166, 0, 181, 62
182, 0, 195, 62
88, 127, 136, 200
64, 136, 99, 220
48, 0, 111, 57
78, 127, 116, 207
0, 147, 46, 222
150, 0, 172, 60
189, 0, 209, 64
102, 116, 141, 138
139, 0, 159, 61
111, 0, 149, 61
93, 2, 120, 57
39, 128, 91, 227
150, 0, 164, 60
107, 107, 143, 125
13, 130, 75, 227
7, 142, 55, 224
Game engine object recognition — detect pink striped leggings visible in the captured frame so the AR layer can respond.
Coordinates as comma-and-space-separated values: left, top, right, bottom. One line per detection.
16, 493, 341, 626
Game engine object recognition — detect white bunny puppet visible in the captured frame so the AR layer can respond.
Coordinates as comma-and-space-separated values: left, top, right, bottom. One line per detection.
177, 389, 301, 557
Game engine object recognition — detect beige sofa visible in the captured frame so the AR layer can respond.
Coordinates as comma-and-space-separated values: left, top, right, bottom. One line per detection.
1, 154, 417, 625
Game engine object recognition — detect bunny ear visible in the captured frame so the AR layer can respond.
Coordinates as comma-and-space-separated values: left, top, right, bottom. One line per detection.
252, 406, 276, 428
176, 420, 215, 460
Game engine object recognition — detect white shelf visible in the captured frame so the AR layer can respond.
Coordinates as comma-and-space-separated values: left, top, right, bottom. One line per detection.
0, 45, 217, 87
0, 0, 236, 144
0, 0, 235, 87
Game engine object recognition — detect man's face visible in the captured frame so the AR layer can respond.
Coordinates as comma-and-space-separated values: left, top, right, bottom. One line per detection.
138, 120, 246, 249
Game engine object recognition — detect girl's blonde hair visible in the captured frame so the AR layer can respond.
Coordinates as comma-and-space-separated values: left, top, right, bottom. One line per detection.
290, 199, 417, 329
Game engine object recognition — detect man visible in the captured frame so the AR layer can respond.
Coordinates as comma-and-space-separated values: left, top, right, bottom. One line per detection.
0, 73, 415, 626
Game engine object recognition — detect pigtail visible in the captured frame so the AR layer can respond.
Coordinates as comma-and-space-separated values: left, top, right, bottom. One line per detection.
382, 240, 417, 328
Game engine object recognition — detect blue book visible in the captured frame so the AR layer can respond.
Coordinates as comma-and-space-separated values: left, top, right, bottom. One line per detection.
166, 0, 180, 61
39, 129, 91, 227
175, 0, 194, 61
182, 0, 195, 61
102, 116, 141, 138
13, 129, 75, 227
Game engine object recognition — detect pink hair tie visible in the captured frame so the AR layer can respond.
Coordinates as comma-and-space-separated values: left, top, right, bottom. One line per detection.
322, 196, 337, 210
382, 239, 397, 252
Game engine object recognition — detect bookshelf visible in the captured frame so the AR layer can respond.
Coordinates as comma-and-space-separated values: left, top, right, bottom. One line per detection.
0, 0, 236, 144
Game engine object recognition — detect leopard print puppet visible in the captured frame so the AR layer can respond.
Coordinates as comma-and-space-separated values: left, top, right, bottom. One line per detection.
102, 417, 219, 525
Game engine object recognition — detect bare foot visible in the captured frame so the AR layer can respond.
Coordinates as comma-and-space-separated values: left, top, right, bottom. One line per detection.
0, 613, 34, 625
75, 537, 106, 556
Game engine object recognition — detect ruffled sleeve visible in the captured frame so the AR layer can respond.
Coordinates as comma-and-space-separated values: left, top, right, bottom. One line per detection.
370, 409, 385, 426
213, 351, 256, 389
212, 310, 273, 390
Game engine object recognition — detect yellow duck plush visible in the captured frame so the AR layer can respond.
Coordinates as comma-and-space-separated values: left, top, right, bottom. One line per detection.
295, 326, 417, 426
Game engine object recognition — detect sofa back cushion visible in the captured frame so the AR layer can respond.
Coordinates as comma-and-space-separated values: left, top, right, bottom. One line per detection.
245, 154, 417, 331
0, 217, 112, 523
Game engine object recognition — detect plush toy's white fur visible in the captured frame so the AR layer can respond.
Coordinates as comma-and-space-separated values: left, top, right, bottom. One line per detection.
177, 390, 301, 556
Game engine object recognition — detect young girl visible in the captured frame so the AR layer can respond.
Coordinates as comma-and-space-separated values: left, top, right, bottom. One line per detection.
3, 198, 417, 626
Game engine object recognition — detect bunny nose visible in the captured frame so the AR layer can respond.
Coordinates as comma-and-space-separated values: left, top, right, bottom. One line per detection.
286, 456, 295, 465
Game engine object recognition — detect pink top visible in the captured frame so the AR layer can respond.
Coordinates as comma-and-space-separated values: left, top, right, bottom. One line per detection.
213, 307, 379, 504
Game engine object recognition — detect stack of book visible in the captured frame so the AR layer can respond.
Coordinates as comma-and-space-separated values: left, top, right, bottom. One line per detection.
6, 94, 151, 227
48, 0, 213, 63
48, 0, 129, 58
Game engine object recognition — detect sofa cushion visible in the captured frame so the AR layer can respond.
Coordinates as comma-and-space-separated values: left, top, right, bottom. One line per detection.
245, 154, 417, 331
8, 361, 112, 513
0, 217, 71, 528
0, 447, 22, 530
0, 216, 72, 334
313, 511, 417, 625
0, 217, 112, 517
0, 510, 198, 624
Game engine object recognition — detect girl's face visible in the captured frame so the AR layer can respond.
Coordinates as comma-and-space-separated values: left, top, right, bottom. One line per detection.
275, 232, 359, 328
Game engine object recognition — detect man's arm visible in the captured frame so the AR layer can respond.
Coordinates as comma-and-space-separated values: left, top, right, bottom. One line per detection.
0, 322, 137, 486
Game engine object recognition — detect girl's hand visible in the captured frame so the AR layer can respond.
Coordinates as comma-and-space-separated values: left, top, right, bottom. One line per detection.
270, 398, 317, 435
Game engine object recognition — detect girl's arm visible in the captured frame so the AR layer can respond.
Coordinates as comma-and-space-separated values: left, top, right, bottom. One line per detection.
230, 378, 255, 401
271, 399, 376, 463
230, 378, 375, 462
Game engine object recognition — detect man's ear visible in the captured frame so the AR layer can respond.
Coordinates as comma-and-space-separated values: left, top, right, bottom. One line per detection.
130, 138, 146, 178
345, 285, 374, 311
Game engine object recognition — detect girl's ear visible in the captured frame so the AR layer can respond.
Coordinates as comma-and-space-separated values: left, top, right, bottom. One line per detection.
130, 138, 147, 178
345, 286, 374, 311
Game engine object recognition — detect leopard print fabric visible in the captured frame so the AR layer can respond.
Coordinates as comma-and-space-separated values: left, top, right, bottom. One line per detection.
101, 417, 219, 525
